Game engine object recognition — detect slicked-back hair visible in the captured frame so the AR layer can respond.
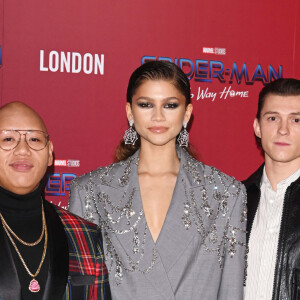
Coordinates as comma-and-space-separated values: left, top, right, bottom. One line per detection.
257, 78, 300, 120
126, 60, 191, 106
114, 61, 197, 162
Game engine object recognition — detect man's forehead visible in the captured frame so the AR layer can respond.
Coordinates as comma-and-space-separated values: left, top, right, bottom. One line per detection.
0, 102, 47, 132
265, 94, 300, 101
263, 94, 300, 109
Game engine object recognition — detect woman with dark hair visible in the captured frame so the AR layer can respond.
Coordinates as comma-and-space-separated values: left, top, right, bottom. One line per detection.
69, 61, 247, 299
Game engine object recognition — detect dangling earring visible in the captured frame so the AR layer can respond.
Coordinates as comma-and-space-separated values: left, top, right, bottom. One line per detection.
124, 120, 138, 145
177, 122, 189, 147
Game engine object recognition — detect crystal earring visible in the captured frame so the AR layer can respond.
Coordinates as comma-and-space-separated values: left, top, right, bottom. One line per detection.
177, 122, 189, 147
124, 120, 138, 145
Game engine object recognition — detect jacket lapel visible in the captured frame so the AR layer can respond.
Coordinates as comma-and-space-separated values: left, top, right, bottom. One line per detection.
0, 224, 22, 300
140, 170, 183, 300
143, 254, 176, 300
43, 201, 69, 300
99, 152, 159, 273
154, 149, 204, 271
0, 202, 68, 300
94, 149, 207, 299
242, 164, 264, 242
91, 151, 175, 298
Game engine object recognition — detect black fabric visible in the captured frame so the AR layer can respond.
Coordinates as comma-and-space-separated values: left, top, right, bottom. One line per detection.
70, 275, 96, 286
244, 165, 300, 300
0, 221, 21, 300
0, 184, 48, 300
242, 164, 263, 242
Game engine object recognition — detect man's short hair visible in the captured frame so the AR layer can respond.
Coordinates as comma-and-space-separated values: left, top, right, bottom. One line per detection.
256, 78, 300, 120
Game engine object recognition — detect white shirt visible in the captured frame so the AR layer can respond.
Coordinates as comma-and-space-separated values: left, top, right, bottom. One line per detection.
244, 167, 300, 300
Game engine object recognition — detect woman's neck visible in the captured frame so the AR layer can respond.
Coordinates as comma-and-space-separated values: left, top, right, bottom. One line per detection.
138, 142, 180, 175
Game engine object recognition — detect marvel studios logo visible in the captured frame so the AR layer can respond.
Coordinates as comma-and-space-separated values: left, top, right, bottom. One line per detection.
203, 47, 226, 55
54, 159, 80, 167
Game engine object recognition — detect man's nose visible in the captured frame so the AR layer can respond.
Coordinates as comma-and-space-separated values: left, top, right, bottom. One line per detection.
13, 135, 31, 154
278, 120, 289, 135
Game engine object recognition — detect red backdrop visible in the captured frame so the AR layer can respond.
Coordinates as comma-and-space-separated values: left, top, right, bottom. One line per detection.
0, 0, 300, 207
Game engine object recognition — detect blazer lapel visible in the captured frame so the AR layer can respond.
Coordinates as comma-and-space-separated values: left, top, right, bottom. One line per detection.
91, 152, 175, 298
154, 148, 205, 272
242, 164, 263, 242
96, 151, 154, 270
143, 253, 176, 300
0, 224, 22, 300
129, 157, 176, 300
43, 201, 69, 300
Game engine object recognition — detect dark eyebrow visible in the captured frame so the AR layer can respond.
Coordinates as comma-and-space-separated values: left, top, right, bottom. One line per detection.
263, 111, 300, 116
135, 96, 180, 102
263, 111, 279, 116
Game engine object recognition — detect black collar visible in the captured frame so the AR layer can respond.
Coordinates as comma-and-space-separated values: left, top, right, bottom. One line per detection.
242, 164, 264, 189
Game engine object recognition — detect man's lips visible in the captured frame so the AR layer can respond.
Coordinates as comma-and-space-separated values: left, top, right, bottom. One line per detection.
9, 161, 33, 172
274, 142, 290, 146
148, 126, 168, 133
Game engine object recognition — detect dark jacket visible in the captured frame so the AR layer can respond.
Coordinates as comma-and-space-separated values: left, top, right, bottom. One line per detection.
243, 165, 300, 300
0, 200, 111, 300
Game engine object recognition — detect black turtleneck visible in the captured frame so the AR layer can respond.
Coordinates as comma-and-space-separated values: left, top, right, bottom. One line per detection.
0, 184, 49, 300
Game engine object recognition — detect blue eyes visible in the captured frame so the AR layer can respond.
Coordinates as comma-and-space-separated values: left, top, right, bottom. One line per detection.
137, 102, 179, 109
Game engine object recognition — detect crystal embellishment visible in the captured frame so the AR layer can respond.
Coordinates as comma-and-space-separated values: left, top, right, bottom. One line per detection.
73, 148, 247, 284
124, 124, 138, 145
177, 125, 189, 147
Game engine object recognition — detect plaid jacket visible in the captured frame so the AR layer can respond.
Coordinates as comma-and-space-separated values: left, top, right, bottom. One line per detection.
52, 203, 111, 300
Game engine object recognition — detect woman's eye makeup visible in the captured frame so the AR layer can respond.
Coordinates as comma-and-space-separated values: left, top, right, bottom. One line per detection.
136, 102, 179, 109
137, 102, 152, 108
164, 103, 179, 109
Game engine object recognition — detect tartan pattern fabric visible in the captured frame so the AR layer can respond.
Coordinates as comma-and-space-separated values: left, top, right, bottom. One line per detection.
54, 206, 110, 300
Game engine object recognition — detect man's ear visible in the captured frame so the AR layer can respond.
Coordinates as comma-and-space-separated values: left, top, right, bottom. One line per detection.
253, 118, 261, 138
47, 141, 54, 166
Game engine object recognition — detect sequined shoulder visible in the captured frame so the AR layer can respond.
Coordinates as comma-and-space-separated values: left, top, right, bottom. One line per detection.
203, 163, 243, 191
182, 151, 242, 192
70, 161, 124, 190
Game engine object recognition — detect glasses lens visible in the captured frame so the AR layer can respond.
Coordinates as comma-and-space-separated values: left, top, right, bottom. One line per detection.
26, 131, 48, 150
0, 131, 19, 150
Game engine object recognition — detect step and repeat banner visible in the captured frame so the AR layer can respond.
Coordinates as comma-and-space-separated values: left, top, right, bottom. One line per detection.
0, 0, 300, 207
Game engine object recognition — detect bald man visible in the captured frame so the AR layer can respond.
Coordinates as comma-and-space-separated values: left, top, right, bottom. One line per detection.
0, 102, 111, 300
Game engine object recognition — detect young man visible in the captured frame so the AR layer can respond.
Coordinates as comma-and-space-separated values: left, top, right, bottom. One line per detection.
0, 102, 111, 300
244, 78, 300, 300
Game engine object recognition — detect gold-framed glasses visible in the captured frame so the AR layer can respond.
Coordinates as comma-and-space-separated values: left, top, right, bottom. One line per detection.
0, 130, 49, 151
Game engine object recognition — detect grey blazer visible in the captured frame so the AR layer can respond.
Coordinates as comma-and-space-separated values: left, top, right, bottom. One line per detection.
69, 148, 247, 300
